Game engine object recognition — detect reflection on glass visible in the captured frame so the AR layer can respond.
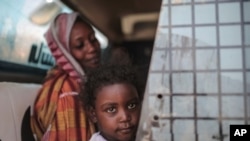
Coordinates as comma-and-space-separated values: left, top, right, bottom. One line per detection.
148, 73, 170, 94
162, 0, 168, 4
173, 96, 194, 117
151, 123, 171, 140
194, 0, 215, 2
220, 48, 242, 70
149, 96, 170, 116
173, 120, 195, 136
247, 96, 250, 116
196, 49, 217, 70
172, 73, 193, 93
245, 48, 250, 69
197, 97, 218, 117
158, 7, 169, 26
138, 0, 249, 140
221, 72, 243, 93
195, 26, 217, 47
171, 0, 192, 4
244, 25, 250, 46
197, 120, 218, 134
219, 25, 242, 46
221, 96, 244, 117
155, 28, 169, 48
222, 120, 245, 135
172, 49, 193, 70
171, 5, 192, 25
195, 4, 216, 24
196, 72, 218, 93
247, 72, 250, 93
151, 50, 170, 71
219, 3, 240, 23
172, 27, 193, 48
243, 2, 250, 22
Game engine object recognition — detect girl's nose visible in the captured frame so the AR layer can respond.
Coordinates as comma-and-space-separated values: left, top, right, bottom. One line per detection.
119, 109, 131, 122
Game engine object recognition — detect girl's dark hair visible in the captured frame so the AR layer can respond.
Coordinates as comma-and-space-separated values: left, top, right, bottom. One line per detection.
79, 64, 142, 110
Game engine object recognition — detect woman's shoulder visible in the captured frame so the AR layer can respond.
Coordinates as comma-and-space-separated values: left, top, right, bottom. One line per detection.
41, 68, 79, 92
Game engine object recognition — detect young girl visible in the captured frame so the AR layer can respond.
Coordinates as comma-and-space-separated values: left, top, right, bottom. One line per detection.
80, 65, 142, 141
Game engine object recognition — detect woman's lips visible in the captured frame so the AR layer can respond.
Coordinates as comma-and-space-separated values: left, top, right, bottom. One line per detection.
93, 58, 100, 65
88, 57, 100, 64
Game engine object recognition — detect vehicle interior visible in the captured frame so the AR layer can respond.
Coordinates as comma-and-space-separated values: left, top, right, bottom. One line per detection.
0, 0, 162, 84
1, 0, 249, 141
0, 0, 160, 140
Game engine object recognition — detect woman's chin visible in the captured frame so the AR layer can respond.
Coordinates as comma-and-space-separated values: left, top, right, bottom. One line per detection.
83, 63, 100, 71
91, 62, 101, 68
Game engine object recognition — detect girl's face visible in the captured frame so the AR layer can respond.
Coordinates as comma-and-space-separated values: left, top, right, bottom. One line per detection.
92, 83, 141, 141
69, 20, 101, 70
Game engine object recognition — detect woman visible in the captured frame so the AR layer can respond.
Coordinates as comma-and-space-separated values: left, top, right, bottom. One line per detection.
31, 12, 101, 141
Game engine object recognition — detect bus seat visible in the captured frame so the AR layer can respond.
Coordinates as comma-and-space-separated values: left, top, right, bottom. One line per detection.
0, 82, 41, 141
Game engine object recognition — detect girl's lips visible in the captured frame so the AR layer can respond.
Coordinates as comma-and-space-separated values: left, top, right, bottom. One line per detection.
118, 126, 134, 134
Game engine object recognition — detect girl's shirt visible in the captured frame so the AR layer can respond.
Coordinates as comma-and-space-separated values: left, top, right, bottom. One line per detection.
89, 132, 107, 141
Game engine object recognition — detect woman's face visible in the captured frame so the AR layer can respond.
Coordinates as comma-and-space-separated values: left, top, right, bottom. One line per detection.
69, 20, 101, 70
92, 83, 141, 141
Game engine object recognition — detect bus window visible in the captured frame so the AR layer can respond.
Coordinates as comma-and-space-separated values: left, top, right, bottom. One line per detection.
0, 0, 107, 83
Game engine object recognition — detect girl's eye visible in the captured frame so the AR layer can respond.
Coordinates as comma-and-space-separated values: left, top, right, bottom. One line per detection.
106, 107, 116, 113
128, 103, 136, 109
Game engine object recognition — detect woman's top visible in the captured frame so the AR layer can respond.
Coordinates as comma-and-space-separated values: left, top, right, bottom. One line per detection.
31, 67, 95, 141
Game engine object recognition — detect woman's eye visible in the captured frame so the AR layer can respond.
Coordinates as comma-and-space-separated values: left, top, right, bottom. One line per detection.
90, 35, 97, 43
106, 107, 116, 113
128, 103, 136, 109
76, 42, 84, 49
90, 38, 97, 43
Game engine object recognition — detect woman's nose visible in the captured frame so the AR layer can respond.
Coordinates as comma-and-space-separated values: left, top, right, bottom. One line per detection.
86, 41, 99, 52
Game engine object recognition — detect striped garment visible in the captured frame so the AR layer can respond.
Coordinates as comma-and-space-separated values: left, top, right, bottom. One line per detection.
31, 68, 95, 141
31, 12, 95, 141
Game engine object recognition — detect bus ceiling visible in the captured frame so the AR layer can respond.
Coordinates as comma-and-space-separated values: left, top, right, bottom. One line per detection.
60, 0, 162, 43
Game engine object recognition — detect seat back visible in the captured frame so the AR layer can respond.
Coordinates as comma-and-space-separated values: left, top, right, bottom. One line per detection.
0, 82, 41, 141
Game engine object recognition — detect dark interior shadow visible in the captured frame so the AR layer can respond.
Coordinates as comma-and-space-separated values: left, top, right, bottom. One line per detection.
21, 106, 35, 141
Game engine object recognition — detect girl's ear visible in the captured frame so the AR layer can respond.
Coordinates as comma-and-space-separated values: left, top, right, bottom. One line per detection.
89, 107, 97, 123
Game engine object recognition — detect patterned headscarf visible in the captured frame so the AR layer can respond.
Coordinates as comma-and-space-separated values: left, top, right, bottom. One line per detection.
44, 12, 85, 82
